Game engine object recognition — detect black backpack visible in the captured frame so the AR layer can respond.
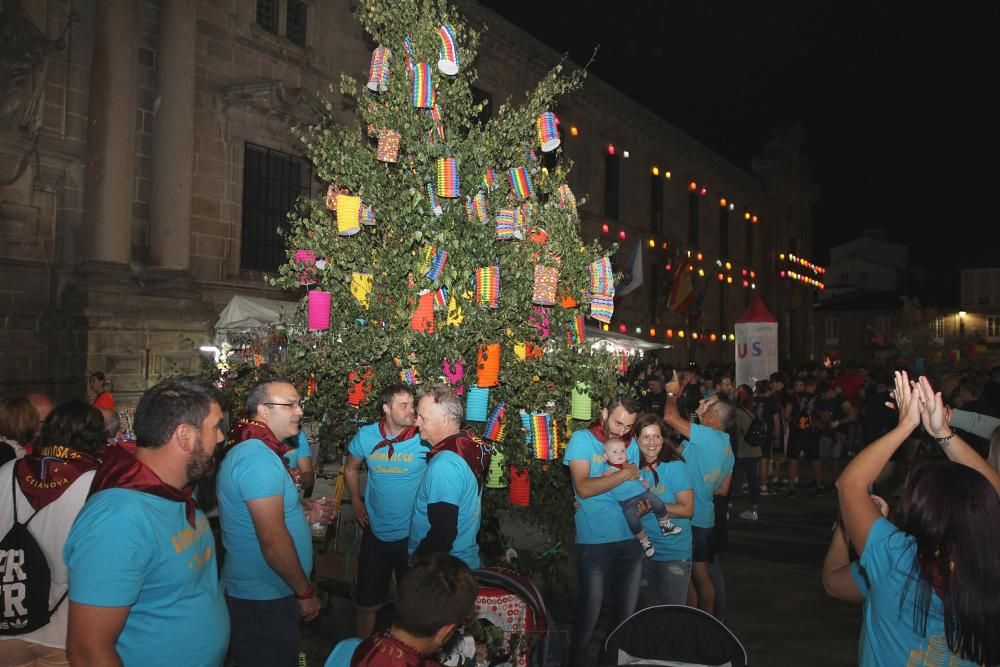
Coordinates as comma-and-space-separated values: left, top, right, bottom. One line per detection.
791, 394, 817, 432
743, 410, 770, 449
0, 466, 67, 635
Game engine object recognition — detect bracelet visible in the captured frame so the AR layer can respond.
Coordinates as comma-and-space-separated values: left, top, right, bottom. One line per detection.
295, 585, 314, 600
933, 430, 955, 445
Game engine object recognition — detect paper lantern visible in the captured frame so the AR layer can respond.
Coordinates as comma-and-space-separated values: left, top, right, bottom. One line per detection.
476, 344, 500, 387
476, 266, 500, 308
566, 314, 587, 345
402, 35, 415, 77
494, 209, 516, 240
590, 294, 614, 323
432, 287, 448, 311
426, 183, 442, 216
410, 289, 435, 333
437, 24, 459, 75
436, 157, 460, 198
561, 294, 578, 308
589, 258, 614, 296
307, 290, 331, 331
359, 204, 376, 226
557, 184, 577, 218
429, 103, 445, 142
522, 144, 539, 174
486, 451, 507, 489
412, 62, 434, 108
508, 166, 533, 200
366, 46, 391, 92
294, 249, 316, 285
482, 166, 496, 191
508, 467, 530, 507
336, 194, 361, 236
536, 112, 560, 152
424, 247, 448, 281
571, 384, 592, 421
466, 190, 488, 223
529, 413, 555, 460
445, 296, 463, 326
466, 386, 489, 422
484, 402, 507, 441
350, 272, 373, 308
532, 265, 559, 306
442, 358, 464, 389
347, 368, 373, 407
376, 129, 400, 163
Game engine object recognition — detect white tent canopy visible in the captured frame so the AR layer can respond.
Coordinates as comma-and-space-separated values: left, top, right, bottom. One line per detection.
584, 326, 671, 353
215, 295, 295, 332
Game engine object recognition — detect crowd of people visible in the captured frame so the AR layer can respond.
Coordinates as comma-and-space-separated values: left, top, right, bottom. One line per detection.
0, 359, 998, 667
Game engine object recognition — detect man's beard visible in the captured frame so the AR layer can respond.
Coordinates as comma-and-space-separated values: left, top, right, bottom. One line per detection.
186, 436, 218, 484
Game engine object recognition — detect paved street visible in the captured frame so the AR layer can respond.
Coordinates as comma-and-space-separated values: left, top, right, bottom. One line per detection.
303, 485, 862, 666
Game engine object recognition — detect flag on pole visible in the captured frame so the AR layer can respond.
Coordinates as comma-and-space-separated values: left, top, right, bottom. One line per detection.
666, 257, 695, 315
616, 238, 644, 296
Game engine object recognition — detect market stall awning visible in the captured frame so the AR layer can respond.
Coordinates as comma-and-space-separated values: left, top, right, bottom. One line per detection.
584, 326, 671, 353
215, 295, 296, 332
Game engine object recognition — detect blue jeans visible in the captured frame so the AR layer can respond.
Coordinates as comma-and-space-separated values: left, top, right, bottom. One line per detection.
571, 540, 642, 667
641, 558, 691, 606
619, 491, 668, 536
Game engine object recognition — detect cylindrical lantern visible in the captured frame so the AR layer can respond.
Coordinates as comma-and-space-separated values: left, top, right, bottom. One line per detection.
566, 314, 586, 345
508, 166, 533, 200
466, 386, 489, 422
571, 383, 592, 421
590, 294, 614, 324
532, 265, 559, 306
347, 368, 373, 407
425, 248, 448, 281
410, 290, 435, 333
307, 290, 331, 331
486, 451, 507, 489
436, 157, 460, 198
350, 272, 372, 308
484, 402, 507, 441
530, 413, 555, 460
494, 209, 516, 241
367, 46, 391, 92
376, 129, 400, 163
476, 343, 500, 387
336, 194, 361, 236
359, 204, 376, 226
509, 467, 530, 507
536, 111, 560, 152
589, 257, 614, 296
437, 24, 459, 75
412, 62, 434, 108
426, 183, 442, 216
476, 266, 500, 308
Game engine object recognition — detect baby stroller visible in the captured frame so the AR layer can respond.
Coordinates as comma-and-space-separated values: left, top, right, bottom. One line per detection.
443, 567, 561, 667
600, 605, 748, 666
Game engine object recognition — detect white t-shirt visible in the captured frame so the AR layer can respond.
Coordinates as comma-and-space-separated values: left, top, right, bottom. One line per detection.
0, 460, 96, 648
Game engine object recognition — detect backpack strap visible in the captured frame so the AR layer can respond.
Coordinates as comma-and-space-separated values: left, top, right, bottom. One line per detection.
11, 464, 44, 528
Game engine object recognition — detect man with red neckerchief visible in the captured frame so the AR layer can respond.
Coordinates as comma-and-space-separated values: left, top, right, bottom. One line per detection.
345, 384, 425, 638
408, 385, 490, 569
217, 378, 317, 667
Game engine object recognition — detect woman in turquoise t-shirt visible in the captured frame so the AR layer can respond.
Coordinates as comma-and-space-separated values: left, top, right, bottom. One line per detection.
836, 372, 1000, 667
633, 413, 694, 607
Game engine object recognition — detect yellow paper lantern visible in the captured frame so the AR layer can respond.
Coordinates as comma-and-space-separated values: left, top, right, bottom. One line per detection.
336, 195, 361, 236
350, 272, 373, 307
445, 296, 464, 326
514, 342, 527, 360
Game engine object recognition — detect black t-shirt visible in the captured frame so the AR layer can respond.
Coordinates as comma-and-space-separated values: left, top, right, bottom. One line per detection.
641, 390, 667, 417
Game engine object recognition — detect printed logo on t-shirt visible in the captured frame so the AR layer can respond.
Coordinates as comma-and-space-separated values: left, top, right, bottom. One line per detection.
170, 516, 215, 572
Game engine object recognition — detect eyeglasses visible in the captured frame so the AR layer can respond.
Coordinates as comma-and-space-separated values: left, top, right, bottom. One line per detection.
263, 401, 303, 409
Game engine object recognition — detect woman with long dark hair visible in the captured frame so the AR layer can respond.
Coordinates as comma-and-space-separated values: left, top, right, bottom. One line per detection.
633, 413, 694, 606
836, 371, 1000, 666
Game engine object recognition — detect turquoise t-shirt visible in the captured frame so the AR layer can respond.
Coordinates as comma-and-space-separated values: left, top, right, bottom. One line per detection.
324, 637, 363, 667
408, 450, 482, 568
283, 430, 311, 469
857, 518, 978, 667
347, 422, 427, 541
217, 439, 313, 599
680, 423, 734, 528
562, 429, 640, 544
640, 460, 693, 562
64, 489, 229, 667
607, 476, 649, 502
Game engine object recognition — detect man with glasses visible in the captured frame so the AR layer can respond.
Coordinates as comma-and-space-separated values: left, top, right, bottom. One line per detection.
563, 395, 643, 667
217, 378, 317, 667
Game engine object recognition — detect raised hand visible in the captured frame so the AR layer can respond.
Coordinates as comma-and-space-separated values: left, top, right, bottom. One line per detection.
890, 370, 921, 430
916, 375, 951, 439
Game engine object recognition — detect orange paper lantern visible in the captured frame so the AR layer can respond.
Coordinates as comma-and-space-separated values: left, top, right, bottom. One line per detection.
508, 467, 530, 507
410, 290, 435, 333
347, 367, 373, 407
476, 343, 501, 387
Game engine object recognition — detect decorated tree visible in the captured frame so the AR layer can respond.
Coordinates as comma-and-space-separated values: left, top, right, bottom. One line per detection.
267, 0, 625, 561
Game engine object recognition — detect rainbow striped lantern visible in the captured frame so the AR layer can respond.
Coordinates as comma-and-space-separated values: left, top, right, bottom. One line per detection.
482, 166, 496, 191
484, 402, 507, 441
589, 257, 615, 296
350, 272, 373, 308
466, 386, 489, 422
532, 265, 559, 306
519, 411, 555, 460
436, 157, 460, 198
571, 383, 592, 421
358, 204, 376, 226
466, 190, 487, 223
508, 166, 534, 200
475, 265, 500, 308
536, 111, 561, 152
557, 184, 578, 218
336, 194, 361, 236
402, 36, 415, 78
294, 249, 316, 285
437, 24, 460, 75
485, 450, 507, 489
412, 62, 434, 108
376, 129, 400, 163
367, 46, 391, 92
590, 294, 614, 323
426, 183, 442, 216
566, 314, 587, 346
432, 286, 448, 311
494, 209, 516, 240
425, 247, 449, 281
429, 103, 445, 142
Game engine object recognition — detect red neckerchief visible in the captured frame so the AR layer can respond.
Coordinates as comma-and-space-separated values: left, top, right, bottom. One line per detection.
588, 420, 610, 444
89, 444, 197, 527
227, 418, 290, 458
350, 631, 443, 667
15, 445, 100, 511
371, 421, 420, 460
427, 430, 491, 490
606, 461, 625, 470
641, 458, 660, 486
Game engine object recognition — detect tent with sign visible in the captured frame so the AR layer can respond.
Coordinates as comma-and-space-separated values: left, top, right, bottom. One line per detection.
734, 296, 778, 388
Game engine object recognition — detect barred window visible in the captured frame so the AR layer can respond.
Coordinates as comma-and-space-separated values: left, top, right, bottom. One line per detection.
241, 143, 312, 272
286, 0, 308, 47
256, 0, 278, 34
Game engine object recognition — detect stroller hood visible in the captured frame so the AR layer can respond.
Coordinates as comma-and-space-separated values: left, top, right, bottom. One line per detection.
601, 605, 748, 666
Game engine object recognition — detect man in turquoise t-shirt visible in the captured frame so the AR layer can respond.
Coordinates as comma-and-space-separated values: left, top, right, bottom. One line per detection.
663, 371, 734, 618
284, 428, 315, 496
345, 383, 425, 637
562, 395, 643, 667
217, 379, 317, 667
64, 377, 228, 667
409, 385, 489, 570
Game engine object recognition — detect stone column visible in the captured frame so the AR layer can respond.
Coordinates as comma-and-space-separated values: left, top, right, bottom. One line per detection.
82, 0, 138, 265
149, 0, 196, 271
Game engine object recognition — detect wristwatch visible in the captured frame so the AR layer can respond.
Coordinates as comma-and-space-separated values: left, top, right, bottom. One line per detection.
666, 391, 676, 399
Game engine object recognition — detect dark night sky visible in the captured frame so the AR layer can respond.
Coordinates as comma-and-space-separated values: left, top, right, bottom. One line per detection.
477, 1, 1000, 272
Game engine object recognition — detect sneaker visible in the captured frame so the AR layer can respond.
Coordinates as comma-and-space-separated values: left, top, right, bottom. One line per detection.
785, 488, 796, 498
639, 537, 655, 558
738, 509, 759, 521
759, 485, 771, 496
659, 519, 682, 537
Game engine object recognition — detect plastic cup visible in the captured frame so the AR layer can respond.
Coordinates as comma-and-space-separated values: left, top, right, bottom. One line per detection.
308, 497, 335, 538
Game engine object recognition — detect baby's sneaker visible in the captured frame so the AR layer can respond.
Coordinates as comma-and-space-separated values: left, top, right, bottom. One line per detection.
659, 518, 682, 536
639, 537, 655, 558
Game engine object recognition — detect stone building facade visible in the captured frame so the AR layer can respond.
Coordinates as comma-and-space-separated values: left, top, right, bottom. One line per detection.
0, 0, 816, 403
